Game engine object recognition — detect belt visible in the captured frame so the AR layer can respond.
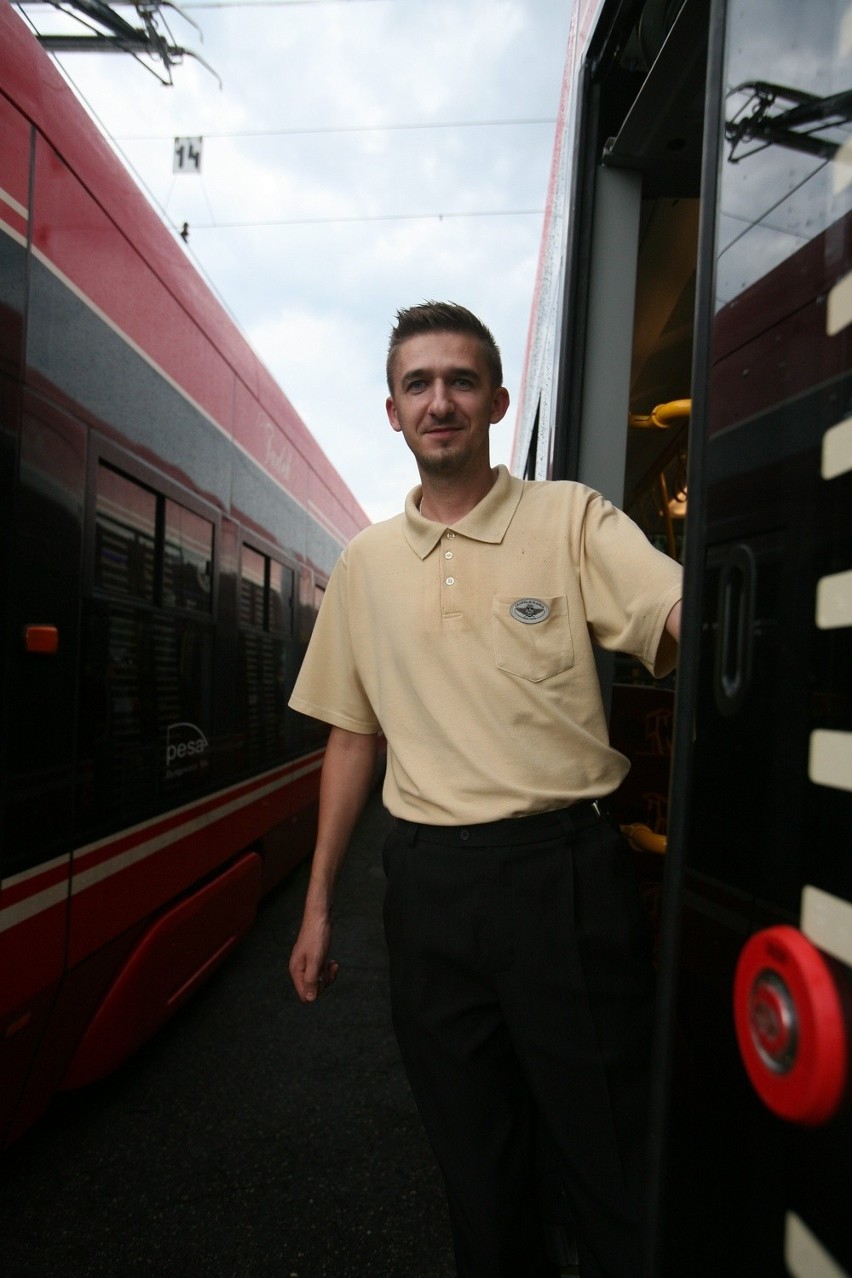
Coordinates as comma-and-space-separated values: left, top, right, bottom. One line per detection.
395, 798, 606, 848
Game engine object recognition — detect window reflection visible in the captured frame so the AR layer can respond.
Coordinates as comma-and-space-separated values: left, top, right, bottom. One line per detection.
95, 462, 214, 614
85, 461, 217, 826
240, 543, 295, 635
240, 545, 266, 628
268, 559, 295, 635
716, 1, 852, 310
163, 499, 213, 613
95, 465, 156, 602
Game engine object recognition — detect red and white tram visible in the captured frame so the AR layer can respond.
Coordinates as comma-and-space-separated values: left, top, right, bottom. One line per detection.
0, 1, 369, 1145
516, 0, 852, 1272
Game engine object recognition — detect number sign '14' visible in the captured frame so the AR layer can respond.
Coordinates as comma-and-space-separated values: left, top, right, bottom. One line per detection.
173, 137, 203, 174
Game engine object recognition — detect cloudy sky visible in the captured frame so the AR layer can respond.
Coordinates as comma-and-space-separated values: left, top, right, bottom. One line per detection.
19, 0, 571, 522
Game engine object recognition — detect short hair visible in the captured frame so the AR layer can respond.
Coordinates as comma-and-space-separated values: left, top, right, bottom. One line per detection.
386, 301, 503, 393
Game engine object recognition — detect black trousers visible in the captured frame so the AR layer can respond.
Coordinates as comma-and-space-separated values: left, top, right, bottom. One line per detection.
382, 804, 656, 1278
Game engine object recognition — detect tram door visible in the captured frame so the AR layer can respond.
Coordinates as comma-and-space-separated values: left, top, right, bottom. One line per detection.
652, 1, 852, 1273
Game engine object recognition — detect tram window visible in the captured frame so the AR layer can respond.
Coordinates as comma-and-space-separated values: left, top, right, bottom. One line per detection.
93, 459, 218, 614
240, 545, 266, 628
240, 544, 294, 635
162, 500, 213, 613
268, 560, 295, 636
709, 0, 852, 435
94, 464, 156, 602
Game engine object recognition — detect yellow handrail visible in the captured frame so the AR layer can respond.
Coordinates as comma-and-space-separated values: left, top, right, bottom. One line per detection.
628, 398, 692, 430
621, 823, 667, 855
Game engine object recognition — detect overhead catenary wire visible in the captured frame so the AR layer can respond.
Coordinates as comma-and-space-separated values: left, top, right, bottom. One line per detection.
117, 120, 554, 230
181, 208, 544, 229
114, 117, 557, 141
41, 58, 546, 314
21, 4, 557, 232
179, 1, 405, 7
26, 1, 556, 324
122, 119, 555, 229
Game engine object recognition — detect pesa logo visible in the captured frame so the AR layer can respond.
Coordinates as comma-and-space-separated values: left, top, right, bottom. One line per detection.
166, 722, 209, 777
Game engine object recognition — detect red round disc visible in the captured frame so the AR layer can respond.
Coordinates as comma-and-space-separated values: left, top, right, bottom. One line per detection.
733, 925, 848, 1126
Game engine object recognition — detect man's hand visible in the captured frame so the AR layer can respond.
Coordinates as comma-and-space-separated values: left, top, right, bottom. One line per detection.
287, 726, 378, 1004
289, 912, 339, 1002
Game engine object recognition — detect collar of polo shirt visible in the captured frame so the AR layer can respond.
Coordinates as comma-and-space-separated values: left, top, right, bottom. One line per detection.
403, 465, 524, 559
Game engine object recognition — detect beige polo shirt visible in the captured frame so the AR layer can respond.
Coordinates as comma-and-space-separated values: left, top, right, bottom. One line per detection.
289, 465, 682, 825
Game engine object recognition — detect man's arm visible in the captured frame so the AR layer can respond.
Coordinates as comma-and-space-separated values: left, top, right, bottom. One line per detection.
289, 725, 378, 1003
651, 598, 682, 677
665, 599, 682, 643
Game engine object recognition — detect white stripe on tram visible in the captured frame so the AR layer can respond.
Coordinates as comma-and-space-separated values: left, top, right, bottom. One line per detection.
786, 1213, 849, 1278
0, 184, 28, 220
801, 886, 852, 970
72, 756, 323, 895
827, 270, 852, 337
816, 568, 852, 629
823, 415, 852, 479
0, 882, 69, 934
808, 729, 852, 793
834, 136, 852, 194
0, 754, 324, 933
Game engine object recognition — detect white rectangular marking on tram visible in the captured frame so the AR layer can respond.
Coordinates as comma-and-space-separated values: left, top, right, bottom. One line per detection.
786, 1213, 849, 1278
816, 568, 852, 628
809, 730, 852, 793
843, 4, 852, 56
823, 415, 852, 479
801, 886, 852, 969
827, 271, 852, 336
835, 137, 852, 194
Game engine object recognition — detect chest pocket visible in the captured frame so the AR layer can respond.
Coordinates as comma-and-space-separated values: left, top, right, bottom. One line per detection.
491, 595, 574, 682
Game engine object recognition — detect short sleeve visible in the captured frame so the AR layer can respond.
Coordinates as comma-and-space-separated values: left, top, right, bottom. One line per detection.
288, 553, 380, 733
577, 493, 683, 677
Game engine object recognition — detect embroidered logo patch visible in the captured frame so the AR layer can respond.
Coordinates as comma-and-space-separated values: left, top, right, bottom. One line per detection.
509, 597, 550, 624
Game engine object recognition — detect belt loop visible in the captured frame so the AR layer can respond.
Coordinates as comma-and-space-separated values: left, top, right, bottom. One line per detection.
554, 807, 576, 838
554, 799, 603, 840
403, 820, 420, 847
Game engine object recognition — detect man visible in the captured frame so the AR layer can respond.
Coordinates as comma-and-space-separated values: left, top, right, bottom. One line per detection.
289, 302, 682, 1278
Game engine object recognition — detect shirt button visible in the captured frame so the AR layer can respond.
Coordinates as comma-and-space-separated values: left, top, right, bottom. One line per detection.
444, 551, 453, 559
446, 531, 455, 539
445, 576, 455, 585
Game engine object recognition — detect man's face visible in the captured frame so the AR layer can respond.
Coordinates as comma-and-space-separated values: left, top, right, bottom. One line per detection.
386, 331, 510, 479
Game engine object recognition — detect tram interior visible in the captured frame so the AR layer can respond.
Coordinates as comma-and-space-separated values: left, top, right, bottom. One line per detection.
611, 0, 706, 559
595, 0, 709, 871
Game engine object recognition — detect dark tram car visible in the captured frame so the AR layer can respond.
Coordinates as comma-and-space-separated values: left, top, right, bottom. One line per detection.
0, 1, 369, 1145
515, 0, 852, 1272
